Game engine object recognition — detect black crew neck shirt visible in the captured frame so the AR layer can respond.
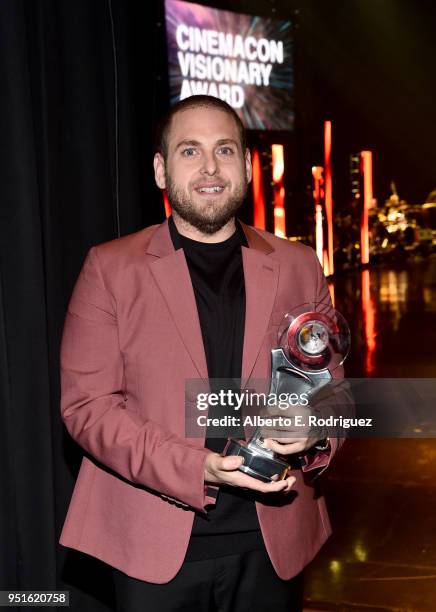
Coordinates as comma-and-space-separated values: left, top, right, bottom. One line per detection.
168, 216, 264, 560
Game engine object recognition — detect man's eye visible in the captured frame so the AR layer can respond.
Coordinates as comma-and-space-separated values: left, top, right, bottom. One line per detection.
218, 147, 234, 155
182, 148, 197, 157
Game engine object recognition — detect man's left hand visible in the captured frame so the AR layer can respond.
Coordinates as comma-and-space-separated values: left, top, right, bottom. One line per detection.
259, 404, 325, 455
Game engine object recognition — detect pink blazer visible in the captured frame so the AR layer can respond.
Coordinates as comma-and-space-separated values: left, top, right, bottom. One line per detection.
59, 220, 343, 583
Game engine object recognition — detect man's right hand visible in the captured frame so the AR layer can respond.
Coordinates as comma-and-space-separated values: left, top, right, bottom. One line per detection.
204, 453, 296, 494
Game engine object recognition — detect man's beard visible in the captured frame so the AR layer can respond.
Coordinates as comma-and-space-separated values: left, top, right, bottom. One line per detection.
165, 171, 248, 235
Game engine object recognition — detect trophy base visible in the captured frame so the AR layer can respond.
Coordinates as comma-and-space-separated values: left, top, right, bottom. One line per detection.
223, 439, 291, 482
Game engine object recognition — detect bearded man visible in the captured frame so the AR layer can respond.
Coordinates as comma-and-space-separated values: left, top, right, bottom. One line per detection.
59, 95, 342, 612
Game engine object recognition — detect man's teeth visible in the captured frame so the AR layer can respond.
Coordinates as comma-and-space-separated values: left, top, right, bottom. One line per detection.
198, 186, 224, 193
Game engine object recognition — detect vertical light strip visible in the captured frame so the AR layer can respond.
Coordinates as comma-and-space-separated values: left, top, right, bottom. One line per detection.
315, 205, 324, 266
361, 269, 376, 374
163, 191, 171, 218
312, 166, 324, 265
360, 151, 372, 265
271, 144, 286, 238
328, 281, 335, 308
324, 121, 334, 275
252, 148, 266, 230
323, 250, 330, 277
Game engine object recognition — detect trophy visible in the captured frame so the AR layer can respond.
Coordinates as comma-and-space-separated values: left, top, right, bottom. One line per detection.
223, 303, 350, 482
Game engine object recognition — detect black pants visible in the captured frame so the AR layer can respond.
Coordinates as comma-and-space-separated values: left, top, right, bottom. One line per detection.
112, 548, 303, 612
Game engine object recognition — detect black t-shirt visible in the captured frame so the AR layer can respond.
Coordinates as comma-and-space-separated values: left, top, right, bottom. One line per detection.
168, 216, 265, 560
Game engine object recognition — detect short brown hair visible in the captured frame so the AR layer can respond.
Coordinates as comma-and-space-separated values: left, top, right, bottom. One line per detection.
155, 95, 246, 160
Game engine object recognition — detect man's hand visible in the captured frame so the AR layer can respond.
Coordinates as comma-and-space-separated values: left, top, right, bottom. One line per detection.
204, 453, 296, 494
262, 436, 318, 455
260, 404, 326, 455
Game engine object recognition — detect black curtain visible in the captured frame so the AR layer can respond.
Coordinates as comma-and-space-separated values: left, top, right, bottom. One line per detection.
0, 1, 169, 609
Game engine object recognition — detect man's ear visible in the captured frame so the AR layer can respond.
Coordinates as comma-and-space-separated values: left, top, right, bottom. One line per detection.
245, 148, 252, 184
153, 153, 166, 189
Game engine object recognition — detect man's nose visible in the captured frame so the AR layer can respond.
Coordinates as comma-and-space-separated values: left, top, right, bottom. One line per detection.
200, 151, 218, 175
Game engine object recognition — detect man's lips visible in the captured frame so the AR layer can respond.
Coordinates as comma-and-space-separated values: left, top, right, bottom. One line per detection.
193, 184, 226, 196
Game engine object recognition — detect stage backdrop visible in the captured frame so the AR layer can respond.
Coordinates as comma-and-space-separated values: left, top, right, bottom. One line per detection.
165, 0, 294, 130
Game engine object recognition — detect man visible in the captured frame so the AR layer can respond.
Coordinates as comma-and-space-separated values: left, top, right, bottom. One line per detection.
60, 95, 344, 611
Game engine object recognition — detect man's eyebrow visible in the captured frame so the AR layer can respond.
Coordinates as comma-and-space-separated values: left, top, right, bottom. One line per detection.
175, 139, 201, 150
174, 138, 239, 150
216, 138, 239, 147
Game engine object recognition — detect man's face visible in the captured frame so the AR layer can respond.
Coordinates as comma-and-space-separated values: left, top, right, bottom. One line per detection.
154, 107, 252, 234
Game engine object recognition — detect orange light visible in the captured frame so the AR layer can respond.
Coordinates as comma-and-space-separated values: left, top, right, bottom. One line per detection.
252, 148, 266, 230
163, 190, 171, 218
271, 144, 286, 238
315, 205, 324, 266
361, 269, 376, 374
323, 249, 330, 277
328, 281, 335, 308
272, 145, 284, 182
360, 151, 372, 265
324, 121, 334, 275
312, 166, 323, 200
312, 166, 324, 266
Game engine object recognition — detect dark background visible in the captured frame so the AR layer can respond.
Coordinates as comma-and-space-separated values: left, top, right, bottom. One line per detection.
1, 1, 435, 610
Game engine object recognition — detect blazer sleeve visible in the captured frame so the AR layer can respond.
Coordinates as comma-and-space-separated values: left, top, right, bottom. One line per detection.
300, 247, 354, 477
60, 247, 216, 512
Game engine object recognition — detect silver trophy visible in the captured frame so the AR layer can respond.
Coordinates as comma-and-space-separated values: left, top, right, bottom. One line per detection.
223, 304, 350, 482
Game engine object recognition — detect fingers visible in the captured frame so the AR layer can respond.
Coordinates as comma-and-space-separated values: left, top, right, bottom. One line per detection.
224, 470, 296, 494
216, 455, 245, 471
206, 452, 298, 494
283, 475, 297, 493
264, 439, 307, 454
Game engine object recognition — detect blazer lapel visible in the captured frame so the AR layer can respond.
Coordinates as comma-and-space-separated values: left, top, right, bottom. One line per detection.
240, 224, 279, 385
145, 220, 279, 384
147, 221, 208, 380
